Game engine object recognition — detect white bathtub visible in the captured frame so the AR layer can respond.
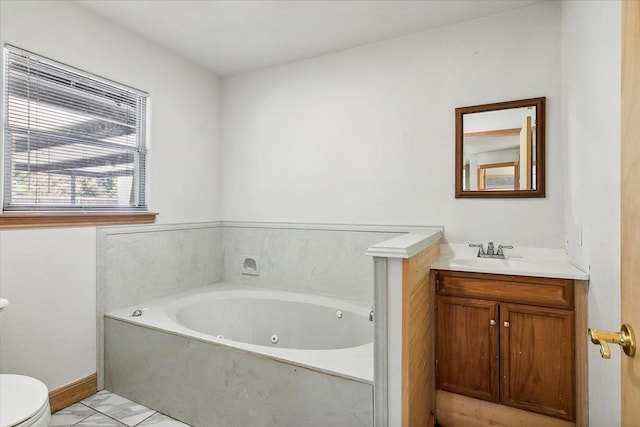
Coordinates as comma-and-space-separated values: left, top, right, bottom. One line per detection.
105, 283, 374, 383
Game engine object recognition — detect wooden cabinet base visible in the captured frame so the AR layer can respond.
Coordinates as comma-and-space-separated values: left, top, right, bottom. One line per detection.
434, 272, 588, 424
435, 391, 575, 427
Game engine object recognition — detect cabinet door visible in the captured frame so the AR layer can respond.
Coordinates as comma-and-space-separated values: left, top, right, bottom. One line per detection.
500, 303, 575, 421
436, 296, 499, 402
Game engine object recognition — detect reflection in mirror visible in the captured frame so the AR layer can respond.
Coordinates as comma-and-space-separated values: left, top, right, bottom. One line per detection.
464, 107, 536, 191
455, 97, 545, 198
477, 162, 518, 190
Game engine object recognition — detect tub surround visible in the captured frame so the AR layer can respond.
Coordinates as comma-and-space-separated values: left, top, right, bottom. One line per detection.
105, 317, 372, 427
367, 231, 443, 427
106, 283, 373, 383
222, 224, 414, 303
96, 222, 224, 389
104, 280, 376, 426
98, 222, 443, 426
97, 223, 224, 312
97, 221, 442, 388
432, 243, 589, 280
365, 230, 443, 258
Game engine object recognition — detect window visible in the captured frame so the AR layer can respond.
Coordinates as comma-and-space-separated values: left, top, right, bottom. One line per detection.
2, 45, 149, 219
477, 162, 519, 191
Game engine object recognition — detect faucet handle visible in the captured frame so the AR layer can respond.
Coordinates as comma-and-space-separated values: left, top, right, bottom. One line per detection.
497, 244, 514, 256
469, 243, 485, 257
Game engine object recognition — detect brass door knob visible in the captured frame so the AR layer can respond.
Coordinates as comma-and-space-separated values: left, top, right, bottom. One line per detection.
588, 324, 636, 359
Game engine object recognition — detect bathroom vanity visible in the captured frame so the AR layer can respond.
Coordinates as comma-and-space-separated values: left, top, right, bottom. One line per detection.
430, 245, 588, 426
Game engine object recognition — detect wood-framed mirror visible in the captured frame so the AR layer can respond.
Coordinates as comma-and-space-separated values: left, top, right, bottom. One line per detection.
455, 97, 545, 198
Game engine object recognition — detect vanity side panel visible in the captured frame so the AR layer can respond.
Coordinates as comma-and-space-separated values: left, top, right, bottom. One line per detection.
574, 280, 588, 427
401, 242, 439, 427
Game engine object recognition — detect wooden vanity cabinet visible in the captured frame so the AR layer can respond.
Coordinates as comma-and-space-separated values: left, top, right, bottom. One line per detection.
434, 270, 576, 421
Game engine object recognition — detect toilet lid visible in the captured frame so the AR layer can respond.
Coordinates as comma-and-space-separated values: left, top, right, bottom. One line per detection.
0, 374, 49, 427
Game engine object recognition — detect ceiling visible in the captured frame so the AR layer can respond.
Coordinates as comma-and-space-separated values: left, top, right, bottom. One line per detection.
76, 0, 543, 77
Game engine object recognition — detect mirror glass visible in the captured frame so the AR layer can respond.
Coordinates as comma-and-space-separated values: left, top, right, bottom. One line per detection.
455, 97, 545, 198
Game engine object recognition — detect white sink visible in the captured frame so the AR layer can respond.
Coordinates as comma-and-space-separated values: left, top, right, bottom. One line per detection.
447, 258, 534, 269
431, 244, 590, 280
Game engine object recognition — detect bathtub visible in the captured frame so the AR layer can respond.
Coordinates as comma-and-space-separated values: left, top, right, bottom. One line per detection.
104, 283, 374, 426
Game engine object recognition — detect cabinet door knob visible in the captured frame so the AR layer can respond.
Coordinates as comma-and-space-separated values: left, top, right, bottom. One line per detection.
489, 319, 496, 326
503, 321, 510, 328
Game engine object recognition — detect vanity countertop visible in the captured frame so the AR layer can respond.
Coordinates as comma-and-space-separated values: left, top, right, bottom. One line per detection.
431, 244, 589, 280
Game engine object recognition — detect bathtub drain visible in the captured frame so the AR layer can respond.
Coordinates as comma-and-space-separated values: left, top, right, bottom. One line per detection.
270, 334, 279, 344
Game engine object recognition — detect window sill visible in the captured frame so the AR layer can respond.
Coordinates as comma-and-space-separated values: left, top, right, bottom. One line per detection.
0, 212, 158, 229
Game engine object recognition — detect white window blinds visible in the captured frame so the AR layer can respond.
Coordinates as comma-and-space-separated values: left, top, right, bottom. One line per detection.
2, 45, 148, 212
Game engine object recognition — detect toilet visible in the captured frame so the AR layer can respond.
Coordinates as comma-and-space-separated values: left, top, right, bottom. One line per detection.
0, 299, 51, 427
0, 374, 51, 427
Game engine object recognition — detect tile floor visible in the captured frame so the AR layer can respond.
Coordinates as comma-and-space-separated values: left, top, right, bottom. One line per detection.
49, 390, 191, 427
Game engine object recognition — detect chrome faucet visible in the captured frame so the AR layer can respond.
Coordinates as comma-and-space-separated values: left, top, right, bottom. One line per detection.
486, 241, 495, 255
469, 242, 513, 259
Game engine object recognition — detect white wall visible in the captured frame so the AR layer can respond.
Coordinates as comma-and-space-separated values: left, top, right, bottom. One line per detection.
561, 1, 622, 425
220, 2, 564, 248
0, 228, 96, 390
0, 0, 221, 390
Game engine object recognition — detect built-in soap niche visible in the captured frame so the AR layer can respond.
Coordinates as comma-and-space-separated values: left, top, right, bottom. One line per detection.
241, 255, 260, 276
